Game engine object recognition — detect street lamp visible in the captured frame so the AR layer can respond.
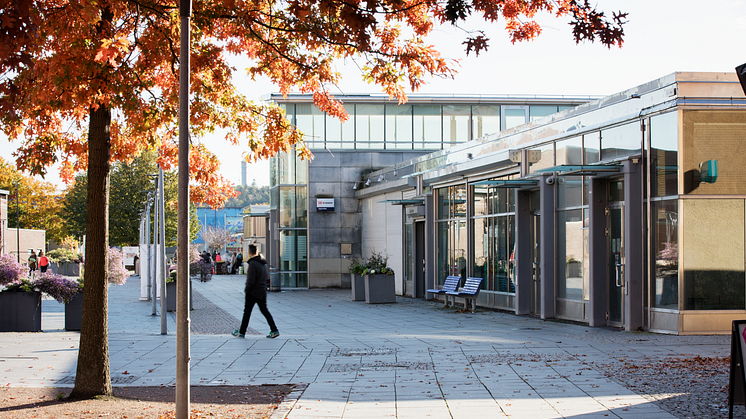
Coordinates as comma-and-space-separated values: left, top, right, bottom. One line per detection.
14, 180, 19, 262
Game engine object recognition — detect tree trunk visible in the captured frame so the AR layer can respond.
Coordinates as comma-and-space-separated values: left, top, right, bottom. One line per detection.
70, 103, 112, 398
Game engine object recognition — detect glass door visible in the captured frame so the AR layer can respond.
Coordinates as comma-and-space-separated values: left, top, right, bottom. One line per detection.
607, 179, 625, 327
530, 212, 541, 316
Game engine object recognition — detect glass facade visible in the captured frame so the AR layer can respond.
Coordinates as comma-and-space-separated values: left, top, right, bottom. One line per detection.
278, 102, 564, 151
435, 185, 467, 285
471, 181, 515, 293
270, 146, 309, 288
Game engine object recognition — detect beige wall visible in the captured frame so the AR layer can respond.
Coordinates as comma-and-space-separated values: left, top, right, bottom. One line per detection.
4, 228, 46, 263
682, 110, 746, 195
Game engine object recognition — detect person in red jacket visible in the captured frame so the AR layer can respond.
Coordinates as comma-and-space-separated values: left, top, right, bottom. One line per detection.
38, 251, 50, 273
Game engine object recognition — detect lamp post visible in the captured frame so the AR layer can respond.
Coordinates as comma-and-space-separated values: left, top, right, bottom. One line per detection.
14, 180, 19, 262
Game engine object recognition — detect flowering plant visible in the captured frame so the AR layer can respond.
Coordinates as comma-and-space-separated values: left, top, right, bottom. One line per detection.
47, 247, 82, 264
33, 272, 81, 303
361, 251, 394, 276
1, 253, 80, 303
107, 247, 129, 285
0, 253, 29, 287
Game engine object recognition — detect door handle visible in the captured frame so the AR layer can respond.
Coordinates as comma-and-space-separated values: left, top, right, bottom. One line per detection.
615, 263, 624, 287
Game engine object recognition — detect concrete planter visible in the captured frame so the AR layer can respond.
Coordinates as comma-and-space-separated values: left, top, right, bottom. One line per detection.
65, 291, 84, 331
166, 281, 193, 312
364, 274, 396, 304
50, 262, 81, 277
0, 291, 42, 332
351, 274, 365, 301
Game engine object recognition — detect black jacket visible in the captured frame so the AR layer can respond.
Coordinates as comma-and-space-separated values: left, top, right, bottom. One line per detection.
245, 255, 268, 298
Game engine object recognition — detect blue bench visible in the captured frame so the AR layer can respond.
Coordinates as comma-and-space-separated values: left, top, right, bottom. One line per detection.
446, 277, 483, 313
427, 276, 460, 307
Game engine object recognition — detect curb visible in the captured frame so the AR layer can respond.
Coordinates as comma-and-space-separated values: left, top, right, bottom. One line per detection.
269, 383, 308, 419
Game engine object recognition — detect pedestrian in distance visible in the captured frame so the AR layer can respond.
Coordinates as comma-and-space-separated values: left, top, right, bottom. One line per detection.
38, 251, 50, 273
233, 244, 279, 339
28, 250, 38, 276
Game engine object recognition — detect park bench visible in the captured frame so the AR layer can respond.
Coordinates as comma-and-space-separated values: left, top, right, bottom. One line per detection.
446, 277, 483, 313
427, 276, 461, 307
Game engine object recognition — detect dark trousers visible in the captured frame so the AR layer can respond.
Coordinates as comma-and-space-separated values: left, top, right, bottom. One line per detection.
239, 294, 278, 335
40, 265, 48, 273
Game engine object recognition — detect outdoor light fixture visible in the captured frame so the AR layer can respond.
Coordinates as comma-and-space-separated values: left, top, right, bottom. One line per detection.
365, 179, 371, 186
378, 174, 384, 182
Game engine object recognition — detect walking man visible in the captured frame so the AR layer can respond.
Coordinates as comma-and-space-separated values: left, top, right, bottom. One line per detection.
233, 244, 279, 338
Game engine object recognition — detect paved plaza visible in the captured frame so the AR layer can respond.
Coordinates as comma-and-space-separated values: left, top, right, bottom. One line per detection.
0, 274, 731, 418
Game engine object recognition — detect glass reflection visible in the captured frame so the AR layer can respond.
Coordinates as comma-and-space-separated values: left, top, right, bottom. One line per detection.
651, 111, 678, 197
557, 209, 584, 300
653, 199, 678, 309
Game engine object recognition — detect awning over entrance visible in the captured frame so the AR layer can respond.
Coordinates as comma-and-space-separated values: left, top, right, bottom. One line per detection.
535, 164, 622, 176
378, 199, 425, 205
472, 179, 539, 188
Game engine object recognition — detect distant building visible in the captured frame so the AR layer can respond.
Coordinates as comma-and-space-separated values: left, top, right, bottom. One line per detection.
0, 188, 45, 262
267, 93, 596, 289
193, 207, 244, 253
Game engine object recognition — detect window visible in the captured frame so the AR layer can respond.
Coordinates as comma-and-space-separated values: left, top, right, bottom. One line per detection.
601, 122, 641, 160
650, 112, 678, 197
355, 104, 384, 149
502, 106, 528, 130
472, 105, 500, 139
443, 105, 470, 145
386, 104, 413, 149
325, 104, 355, 149
295, 103, 324, 148
413, 105, 442, 149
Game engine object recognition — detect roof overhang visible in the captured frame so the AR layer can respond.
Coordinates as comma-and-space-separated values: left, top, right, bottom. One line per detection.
472, 179, 539, 188
535, 165, 622, 176
378, 199, 425, 205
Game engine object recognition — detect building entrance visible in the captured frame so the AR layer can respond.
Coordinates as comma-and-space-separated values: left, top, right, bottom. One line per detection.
414, 221, 426, 298
530, 212, 541, 316
607, 180, 625, 327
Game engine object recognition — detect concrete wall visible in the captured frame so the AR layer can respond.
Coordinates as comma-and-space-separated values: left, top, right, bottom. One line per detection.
307, 151, 425, 288
361, 191, 405, 294
4, 228, 46, 264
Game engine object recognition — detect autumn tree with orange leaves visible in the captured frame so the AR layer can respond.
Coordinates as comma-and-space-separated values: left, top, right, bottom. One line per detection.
0, 0, 626, 399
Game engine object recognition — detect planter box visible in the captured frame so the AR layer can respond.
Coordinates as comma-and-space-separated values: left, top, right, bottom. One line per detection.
65, 291, 84, 331
50, 262, 81, 276
166, 281, 193, 312
364, 274, 396, 304
351, 274, 365, 301
0, 291, 42, 332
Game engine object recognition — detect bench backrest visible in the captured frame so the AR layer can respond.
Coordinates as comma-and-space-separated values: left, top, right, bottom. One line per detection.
461, 277, 484, 296
443, 276, 461, 292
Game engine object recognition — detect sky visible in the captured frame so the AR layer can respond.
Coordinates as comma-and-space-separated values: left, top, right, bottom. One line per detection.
2, 0, 746, 190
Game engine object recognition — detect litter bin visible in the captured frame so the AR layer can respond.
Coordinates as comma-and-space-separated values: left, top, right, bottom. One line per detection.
269, 268, 281, 292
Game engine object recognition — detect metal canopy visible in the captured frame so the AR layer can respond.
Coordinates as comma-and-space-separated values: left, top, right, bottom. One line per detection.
378, 199, 425, 205
535, 165, 622, 176
472, 179, 539, 188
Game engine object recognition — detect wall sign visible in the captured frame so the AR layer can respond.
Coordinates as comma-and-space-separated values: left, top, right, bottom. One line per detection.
317, 198, 335, 212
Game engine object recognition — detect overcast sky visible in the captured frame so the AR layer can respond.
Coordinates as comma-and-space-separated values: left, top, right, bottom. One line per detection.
3, 0, 745, 190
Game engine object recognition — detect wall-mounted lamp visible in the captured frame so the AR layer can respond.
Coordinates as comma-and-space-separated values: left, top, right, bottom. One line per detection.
365, 179, 371, 186
378, 174, 384, 182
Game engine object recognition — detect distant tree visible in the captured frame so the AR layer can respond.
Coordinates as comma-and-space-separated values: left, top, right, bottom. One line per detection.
60, 152, 201, 246
0, 158, 65, 244
200, 226, 235, 254
223, 181, 270, 208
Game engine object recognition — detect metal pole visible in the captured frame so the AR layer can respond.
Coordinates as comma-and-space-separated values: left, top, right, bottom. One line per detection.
16, 182, 20, 262
159, 168, 167, 335
177, 0, 192, 416
152, 189, 158, 315
146, 196, 152, 304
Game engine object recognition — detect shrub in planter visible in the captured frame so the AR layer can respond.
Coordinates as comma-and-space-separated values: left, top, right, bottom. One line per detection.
0, 255, 80, 331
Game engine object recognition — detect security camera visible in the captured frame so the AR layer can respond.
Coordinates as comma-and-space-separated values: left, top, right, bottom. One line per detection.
545, 176, 555, 185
